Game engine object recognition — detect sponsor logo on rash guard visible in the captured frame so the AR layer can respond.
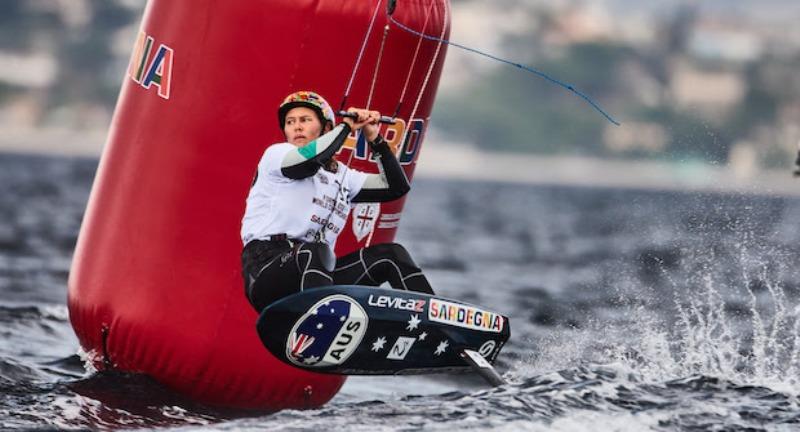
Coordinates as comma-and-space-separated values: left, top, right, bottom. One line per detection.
428, 299, 504, 333
286, 295, 368, 368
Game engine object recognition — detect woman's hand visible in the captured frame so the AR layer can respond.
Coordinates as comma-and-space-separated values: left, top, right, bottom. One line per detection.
342, 108, 380, 142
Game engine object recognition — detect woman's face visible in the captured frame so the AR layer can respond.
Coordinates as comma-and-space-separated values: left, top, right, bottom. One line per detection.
284, 106, 323, 146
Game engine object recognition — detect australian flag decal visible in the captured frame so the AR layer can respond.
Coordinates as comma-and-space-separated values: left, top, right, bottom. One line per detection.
286, 295, 368, 368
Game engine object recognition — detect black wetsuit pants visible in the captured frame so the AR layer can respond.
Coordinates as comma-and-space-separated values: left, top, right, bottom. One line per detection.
241, 239, 435, 312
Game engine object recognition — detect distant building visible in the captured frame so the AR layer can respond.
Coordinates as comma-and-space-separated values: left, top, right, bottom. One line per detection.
668, 59, 745, 121
0, 52, 57, 89
603, 121, 667, 153
687, 18, 763, 63
728, 141, 759, 179
549, 3, 614, 44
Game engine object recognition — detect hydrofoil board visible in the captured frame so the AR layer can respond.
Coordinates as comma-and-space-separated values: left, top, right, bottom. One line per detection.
256, 285, 510, 385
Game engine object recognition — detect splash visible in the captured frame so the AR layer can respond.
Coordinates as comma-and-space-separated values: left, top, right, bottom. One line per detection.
518, 233, 800, 395
77, 347, 100, 375
609, 245, 800, 391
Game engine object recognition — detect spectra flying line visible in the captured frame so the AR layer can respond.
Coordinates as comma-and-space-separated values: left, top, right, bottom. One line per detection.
336, 0, 623, 247
340, 0, 621, 127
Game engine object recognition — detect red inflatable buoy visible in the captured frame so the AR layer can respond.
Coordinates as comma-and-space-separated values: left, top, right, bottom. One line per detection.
67, 0, 450, 409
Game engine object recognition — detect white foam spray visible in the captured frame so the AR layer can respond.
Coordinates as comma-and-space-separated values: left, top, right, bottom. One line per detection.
520, 239, 800, 393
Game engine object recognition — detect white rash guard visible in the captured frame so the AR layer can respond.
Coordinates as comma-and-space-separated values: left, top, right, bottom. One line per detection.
241, 142, 368, 247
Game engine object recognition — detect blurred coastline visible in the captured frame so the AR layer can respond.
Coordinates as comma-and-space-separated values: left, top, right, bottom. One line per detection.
0, 0, 798, 194
416, 137, 800, 197
436, 0, 800, 171
2, 129, 797, 197
0, 127, 106, 156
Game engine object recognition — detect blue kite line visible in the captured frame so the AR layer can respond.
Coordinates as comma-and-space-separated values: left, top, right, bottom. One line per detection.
388, 15, 621, 126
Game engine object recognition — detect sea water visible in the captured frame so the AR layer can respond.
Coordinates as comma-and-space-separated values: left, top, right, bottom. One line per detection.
2, 153, 800, 430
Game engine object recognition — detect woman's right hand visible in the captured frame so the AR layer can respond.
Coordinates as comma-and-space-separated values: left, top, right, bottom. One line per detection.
342, 107, 380, 142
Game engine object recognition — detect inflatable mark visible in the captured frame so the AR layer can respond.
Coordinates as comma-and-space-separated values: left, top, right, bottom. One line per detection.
68, 0, 452, 409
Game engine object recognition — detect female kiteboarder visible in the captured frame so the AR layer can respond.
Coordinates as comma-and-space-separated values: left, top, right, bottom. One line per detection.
240, 91, 434, 312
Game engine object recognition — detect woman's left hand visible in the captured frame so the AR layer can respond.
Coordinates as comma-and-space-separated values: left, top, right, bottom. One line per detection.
343, 108, 380, 142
